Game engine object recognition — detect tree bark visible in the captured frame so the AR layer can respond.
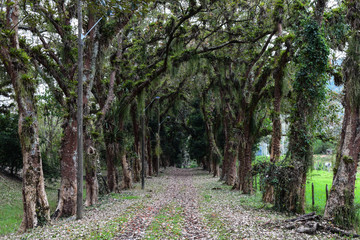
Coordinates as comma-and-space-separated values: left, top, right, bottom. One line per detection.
324, 26, 360, 223
201, 92, 222, 178
324, 104, 360, 221
120, 152, 133, 189
221, 101, 237, 185
221, 109, 229, 181
147, 133, 153, 176
131, 103, 141, 182
263, 37, 287, 203
226, 132, 238, 186
105, 135, 118, 193
84, 136, 99, 207
53, 116, 78, 218
237, 125, 254, 194
82, 9, 100, 207
0, 1, 50, 232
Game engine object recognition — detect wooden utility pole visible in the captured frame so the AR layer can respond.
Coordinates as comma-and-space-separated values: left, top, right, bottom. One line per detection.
76, 0, 84, 220
156, 101, 160, 176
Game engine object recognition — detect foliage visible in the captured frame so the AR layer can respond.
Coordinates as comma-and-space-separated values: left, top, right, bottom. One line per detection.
313, 139, 334, 154
188, 99, 208, 164
0, 113, 22, 174
37, 90, 64, 178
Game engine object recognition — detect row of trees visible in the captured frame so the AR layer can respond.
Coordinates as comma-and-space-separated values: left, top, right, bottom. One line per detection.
0, 0, 359, 233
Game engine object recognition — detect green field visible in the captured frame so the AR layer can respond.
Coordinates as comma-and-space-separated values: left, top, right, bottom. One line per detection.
0, 174, 58, 235
305, 155, 360, 214
305, 170, 360, 214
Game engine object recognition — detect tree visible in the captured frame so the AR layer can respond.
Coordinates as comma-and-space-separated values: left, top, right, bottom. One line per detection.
273, 0, 329, 213
0, 0, 50, 232
324, 0, 360, 227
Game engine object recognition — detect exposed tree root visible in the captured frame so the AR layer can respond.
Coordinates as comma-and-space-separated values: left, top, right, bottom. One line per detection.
268, 212, 360, 238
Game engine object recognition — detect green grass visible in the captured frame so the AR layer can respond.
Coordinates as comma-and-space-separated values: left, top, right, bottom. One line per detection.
145, 204, 184, 239
109, 192, 140, 200
0, 175, 58, 236
88, 203, 144, 239
305, 169, 360, 214
254, 154, 360, 215
0, 176, 24, 235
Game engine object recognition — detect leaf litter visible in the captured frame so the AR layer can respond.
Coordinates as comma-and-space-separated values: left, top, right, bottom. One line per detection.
1, 167, 352, 239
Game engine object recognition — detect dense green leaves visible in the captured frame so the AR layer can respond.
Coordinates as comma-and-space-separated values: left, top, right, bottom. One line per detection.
0, 114, 22, 175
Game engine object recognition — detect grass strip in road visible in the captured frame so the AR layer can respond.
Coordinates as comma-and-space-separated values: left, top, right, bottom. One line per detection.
144, 204, 184, 239
87, 203, 145, 240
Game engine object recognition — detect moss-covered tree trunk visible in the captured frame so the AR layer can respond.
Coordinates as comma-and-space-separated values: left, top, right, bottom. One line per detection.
147, 131, 153, 176
274, 1, 329, 212
236, 122, 254, 194
131, 104, 141, 182
274, 120, 308, 212
54, 114, 78, 218
263, 80, 282, 202
263, 35, 290, 203
104, 119, 118, 192
222, 102, 237, 185
226, 138, 238, 186
324, 11, 360, 223
324, 102, 360, 222
201, 92, 222, 178
82, 10, 100, 207
0, 0, 50, 232
221, 105, 230, 181
120, 152, 133, 189
105, 137, 118, 192
84, 137, 99, 206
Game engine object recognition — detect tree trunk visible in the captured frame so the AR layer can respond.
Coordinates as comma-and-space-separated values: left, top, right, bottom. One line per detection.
82, 10, 100, 207
147, 134, 153, 176
226, 134, 238, 186
84, 137, 99, 207
221, 112, 229, 181
0, 2, 50, 232
19, 110, 50, 231
221, 103, 237, 185
201, 156, 208, 171
324, 105, 360, 222
237, 127, 253, 194
131, 103, 141, 182
53, 115, 78, 219
213, 160, 220, 177
274, 163, 307, 213
273, 1, 328, 213
263, 45, 284, 203
120, 152, 133, 189
105, 139, 118, 192
201, 94, 222, 178
324, 29, 360, 224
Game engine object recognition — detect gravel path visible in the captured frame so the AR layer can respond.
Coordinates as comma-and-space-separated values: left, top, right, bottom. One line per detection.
1, 167, 351, 239
116, 168, 212, 239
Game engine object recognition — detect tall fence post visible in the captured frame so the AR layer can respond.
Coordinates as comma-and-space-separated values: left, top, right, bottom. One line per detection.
312, 183, 315, 208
